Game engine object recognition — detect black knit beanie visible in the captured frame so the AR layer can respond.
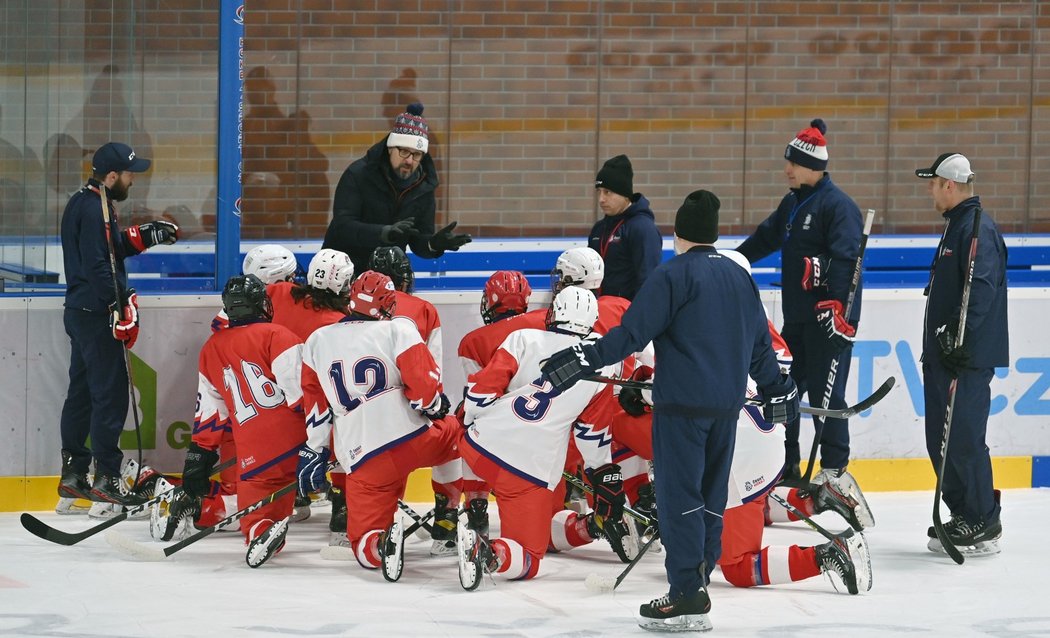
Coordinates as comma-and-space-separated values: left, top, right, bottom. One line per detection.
674, 190, 720, 244
594, 154, 634, 199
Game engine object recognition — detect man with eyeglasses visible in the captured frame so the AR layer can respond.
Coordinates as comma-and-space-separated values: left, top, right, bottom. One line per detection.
323, 102, 471, 275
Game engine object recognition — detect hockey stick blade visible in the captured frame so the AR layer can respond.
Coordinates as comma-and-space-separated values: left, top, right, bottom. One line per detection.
21, 458, 237, 547
586, 530, 662, 593
587, 375, 896, 421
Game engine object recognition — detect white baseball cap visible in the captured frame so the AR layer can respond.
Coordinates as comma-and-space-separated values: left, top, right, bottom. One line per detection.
915, 152, 974, 183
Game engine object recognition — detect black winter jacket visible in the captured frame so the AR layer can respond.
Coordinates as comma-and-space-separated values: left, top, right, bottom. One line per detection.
323, 137, 444, 274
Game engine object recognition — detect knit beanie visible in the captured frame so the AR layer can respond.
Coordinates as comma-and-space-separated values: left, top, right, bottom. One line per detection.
674, 190, 720, 244
594, 154, 634, 199
784, 118, 829, 171
387, 102, 429, 154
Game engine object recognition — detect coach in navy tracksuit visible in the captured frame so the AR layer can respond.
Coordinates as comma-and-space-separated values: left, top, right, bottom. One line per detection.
541, 190, 797, 629
917, 152, 1008, 550
59, 142, 177, 506
737, 119, 864, 485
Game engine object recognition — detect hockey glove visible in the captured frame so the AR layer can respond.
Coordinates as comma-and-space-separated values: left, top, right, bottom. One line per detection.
421, 392, 451, 420
618, 387, 650, 417
181, 442, 219, 498
589, 463, 625, 523
296, 444, 331, 496
815, 299, 856, 354
801, 254, 830, 292
428, 221, 472, 252
124, 220, 179, 252
540, 342, 600, 393
935, 321, 971, 379
759, 373, 799, 425
379, 217, 418, 244
109, 290, 139, 349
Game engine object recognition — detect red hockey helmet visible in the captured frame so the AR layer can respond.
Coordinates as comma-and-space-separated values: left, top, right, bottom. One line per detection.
348, 270, 397, 320
481, 270, 532, 325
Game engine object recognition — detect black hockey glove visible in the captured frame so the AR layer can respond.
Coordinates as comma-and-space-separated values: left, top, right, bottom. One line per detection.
296, 444, 330, 496
589, 463, 625, 525
759, 373, 799, 425
815, 299, 856, 354
935, 321, 971, 379
124, 220, 179, 251
380, 217, 418, 244
428, 221, 472, 252
421, 392, 451, 420
540, 342, 600, 393
618, 386, 650, 417
181, 442, 219, 498
801, 254, 830, 291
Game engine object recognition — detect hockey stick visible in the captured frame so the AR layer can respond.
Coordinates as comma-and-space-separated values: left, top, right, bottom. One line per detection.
589, 375, 895, 422
561, 471, 652, 528
799, 208, 876, 485
585, 530, 662, 593
99, 184, 144, 489
105, 481, 297, 561
767, 490, 841, 542
319, 505, 437, 561
931, 207, 983, 566
398, 499, 435, 536
20, 458, 237, 547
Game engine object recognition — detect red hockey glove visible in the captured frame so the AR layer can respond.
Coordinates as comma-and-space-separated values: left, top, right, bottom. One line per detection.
815, 299, 855, 354
109, 290, 139, 349
801, 254, 830, 292
124, 220, 179, 252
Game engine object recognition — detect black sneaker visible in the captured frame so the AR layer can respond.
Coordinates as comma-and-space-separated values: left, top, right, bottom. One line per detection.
58, 451, 92, 500
89, 472, 147, 506
638, 590, 712, 632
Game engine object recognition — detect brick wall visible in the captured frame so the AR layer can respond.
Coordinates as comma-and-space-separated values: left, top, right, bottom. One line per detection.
4, 1, 1048, 242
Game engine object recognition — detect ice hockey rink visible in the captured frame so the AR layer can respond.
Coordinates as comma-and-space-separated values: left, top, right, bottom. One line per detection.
2, 489, 1047, 637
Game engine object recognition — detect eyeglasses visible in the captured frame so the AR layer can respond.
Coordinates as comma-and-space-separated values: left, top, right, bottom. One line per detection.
395, 147, 424, 161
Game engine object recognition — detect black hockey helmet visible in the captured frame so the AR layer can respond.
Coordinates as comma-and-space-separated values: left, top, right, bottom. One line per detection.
222, 274, 273, 325
369, 246, 414, 293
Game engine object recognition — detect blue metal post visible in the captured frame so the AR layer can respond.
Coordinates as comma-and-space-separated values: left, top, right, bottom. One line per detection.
215, 0, 245, 288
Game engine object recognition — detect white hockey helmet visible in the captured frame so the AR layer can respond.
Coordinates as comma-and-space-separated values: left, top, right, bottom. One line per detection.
551, 246, 604, 292
545, 285, 599, 337
242, 244, 298, 285
307, 249, 355, 295
718, 249, 752, 275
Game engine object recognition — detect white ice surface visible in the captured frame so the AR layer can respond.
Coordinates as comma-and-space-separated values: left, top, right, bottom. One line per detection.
2, 489, 1048, 637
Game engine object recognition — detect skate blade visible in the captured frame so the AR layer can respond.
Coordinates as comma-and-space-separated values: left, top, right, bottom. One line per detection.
926, 536, 1001, 557
637, 613, 713, 633
845, 531, 873, 592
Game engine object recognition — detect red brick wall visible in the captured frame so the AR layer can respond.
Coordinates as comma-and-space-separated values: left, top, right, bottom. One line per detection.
5, 1, 1048, 240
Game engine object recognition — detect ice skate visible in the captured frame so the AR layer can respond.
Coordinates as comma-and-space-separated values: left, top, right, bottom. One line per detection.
927, 516, 1002, 557
816, 528, 872, 595
812, 478, 873, 531
246, 517, 289, 568
638, 589, 713, 633
430, 493, 459, 558
379, 520, 405, 582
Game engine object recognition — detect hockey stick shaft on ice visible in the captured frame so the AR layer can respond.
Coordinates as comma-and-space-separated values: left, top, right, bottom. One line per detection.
589, 374, 895, 421
20, 457, 237, 547
106, 481, 298, 560
800, 208, 876, 485
932, 208, 983, 567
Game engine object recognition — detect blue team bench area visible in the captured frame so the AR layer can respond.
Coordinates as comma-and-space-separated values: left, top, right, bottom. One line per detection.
3, 235, 1049, 294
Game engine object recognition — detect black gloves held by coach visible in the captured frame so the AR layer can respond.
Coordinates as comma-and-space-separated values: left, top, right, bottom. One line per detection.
124, 220, 179, 252
181, 442, 219, 498
429, 221, 472, 252
759, 373, 799, 425
540, 342, 600, 393
380, 217, 419, 244
935, 321, 971, 378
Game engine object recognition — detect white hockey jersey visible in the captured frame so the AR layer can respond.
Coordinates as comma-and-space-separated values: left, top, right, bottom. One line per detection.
726, 320, 794, 508
463, 328, 619, 490
301, 317, 444, 473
